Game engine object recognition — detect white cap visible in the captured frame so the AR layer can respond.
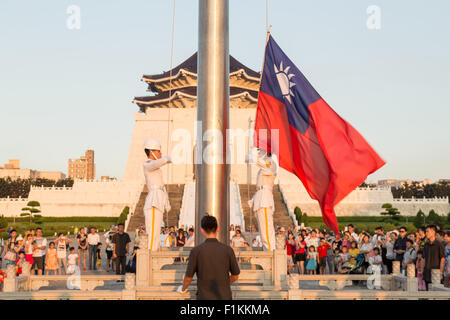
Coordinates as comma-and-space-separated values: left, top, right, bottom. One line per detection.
143, 138, 161, 151
16, 235, 23, 241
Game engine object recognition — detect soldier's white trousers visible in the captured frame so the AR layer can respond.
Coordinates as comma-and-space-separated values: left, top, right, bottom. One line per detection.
256, 207, 276, 251
144, 206, 164, 252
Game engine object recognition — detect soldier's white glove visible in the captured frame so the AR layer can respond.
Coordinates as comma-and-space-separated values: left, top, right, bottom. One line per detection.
163, 155, 172, 163
177, 285, 187, 294
247, 199, 254, 208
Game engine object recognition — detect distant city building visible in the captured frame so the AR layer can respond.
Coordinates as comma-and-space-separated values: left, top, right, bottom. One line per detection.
100, 176, 116, 181
0, 159, 66, 180
378, 179, 436, 188
38, 171, 67, 180
377, 179, 403, 188
2, 159, 20, 169
68, 150, 95, 180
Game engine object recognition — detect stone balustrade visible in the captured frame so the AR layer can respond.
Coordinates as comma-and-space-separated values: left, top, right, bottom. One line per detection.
2, 263, 126, 292
288, 274, 393, 291
136, 234, 288, 290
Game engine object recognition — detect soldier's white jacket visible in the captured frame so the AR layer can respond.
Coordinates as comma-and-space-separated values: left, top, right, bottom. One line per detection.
143, 156, 171, 213
247, 152, 277, 212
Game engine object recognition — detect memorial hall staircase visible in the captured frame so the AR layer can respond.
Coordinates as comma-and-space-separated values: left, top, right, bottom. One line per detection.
126, 184, 184, 232
239, 184, 294, 231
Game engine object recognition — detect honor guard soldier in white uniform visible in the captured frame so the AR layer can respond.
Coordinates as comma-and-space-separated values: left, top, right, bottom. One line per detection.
246, 149, 277, 251
143, 138, 171, 251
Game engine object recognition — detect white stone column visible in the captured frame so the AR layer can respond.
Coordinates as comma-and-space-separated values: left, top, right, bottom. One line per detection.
22, 261, 31, 276
273, 249, 287, 289
122, 273, 137, 300
136, 234, 151, 288
3, 264, 17, 292
431, 269, 441, 287
406, 264, 415, 278
406, 264, 418, 292
392, 261, 400, 275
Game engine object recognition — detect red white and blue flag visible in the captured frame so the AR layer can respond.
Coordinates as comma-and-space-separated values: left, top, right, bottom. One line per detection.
254, 35, 386, 234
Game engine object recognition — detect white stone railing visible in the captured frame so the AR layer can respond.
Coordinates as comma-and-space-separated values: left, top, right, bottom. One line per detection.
2, 262, 127, 292
179, 181, 195, 228
0, 197, 28, 202
231, 181, 245, 230
125, 185, 145, 231
30, 186, 73, 191
393, 196, 448, 203
278, 183, 298, 228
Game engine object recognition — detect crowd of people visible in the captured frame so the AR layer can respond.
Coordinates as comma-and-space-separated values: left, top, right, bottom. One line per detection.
276, 223, 449, 290
1, 221, 448, 292
0, 223, 134, 284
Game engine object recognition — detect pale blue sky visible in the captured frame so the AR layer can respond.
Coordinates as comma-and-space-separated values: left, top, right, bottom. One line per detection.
0, 0, 449, 182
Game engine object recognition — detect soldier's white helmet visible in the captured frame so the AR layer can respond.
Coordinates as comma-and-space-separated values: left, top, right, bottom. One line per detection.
143, 138, 161, 150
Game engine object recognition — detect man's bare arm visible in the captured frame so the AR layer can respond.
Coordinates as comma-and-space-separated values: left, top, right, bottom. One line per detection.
181, 276, 193, 291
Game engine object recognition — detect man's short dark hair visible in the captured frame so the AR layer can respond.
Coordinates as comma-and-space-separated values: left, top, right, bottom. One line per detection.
201, 215, 217, 234
348, 224, 354, 228
375, 226, 383, 231
406, 239, 414, 245
118, 223, 124, 227
399, 226, 407, 232
426, 225, 437, 233
145, 149, 150, 157
418, 227, 426, 233
36, 227, 42, 232
188, 228, 194, 232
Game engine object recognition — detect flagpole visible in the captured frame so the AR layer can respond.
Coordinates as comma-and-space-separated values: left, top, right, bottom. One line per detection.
253, 27, 271, 151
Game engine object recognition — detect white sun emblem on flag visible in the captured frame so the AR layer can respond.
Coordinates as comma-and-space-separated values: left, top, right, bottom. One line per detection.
274, 61, 296, 104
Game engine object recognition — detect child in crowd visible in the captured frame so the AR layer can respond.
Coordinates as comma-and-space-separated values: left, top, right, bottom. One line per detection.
333, 248, 341, 273
45, 242, 58, 275
368, 247, 382, 274
105, 235, 114, 272
15, 251, 26, 276
24, 233, 34, 266
318, 238, 330, 275
338, 246, 351, 273
306, 246, 318, 274
96, 243, 102, 271
67, 247, 79, 274
348, 241, 359, 269
416, 250, 426, 291
286, 232, 296, 274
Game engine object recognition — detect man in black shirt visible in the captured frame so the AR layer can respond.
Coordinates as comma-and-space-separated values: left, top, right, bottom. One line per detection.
179, 215, 240, 300
394, 226, 408, 268
423, 225, 445, 290
112, 223, 131, 275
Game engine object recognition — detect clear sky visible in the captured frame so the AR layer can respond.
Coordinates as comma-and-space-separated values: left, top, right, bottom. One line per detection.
1, 0, 449, 182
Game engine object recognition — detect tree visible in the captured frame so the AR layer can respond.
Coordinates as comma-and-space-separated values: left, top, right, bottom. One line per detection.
294, 207, 302, 225
426, 209, 443, 227
0, 215, 8, 230
380, 203, 401, 221
116, 206, 130, 225
21, 200, 41, 224
414, 209, 426, 228
302, 213, 308, 226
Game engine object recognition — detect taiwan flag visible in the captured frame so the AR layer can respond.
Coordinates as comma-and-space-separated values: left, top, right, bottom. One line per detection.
255, 35, 385, 234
